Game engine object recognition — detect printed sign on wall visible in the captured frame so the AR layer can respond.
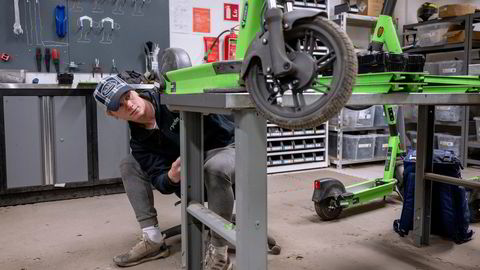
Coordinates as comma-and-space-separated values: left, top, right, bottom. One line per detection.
224, 3, 239, 21
193, 8, 211, 33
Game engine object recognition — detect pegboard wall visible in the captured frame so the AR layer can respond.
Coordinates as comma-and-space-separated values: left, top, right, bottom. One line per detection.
1, 0, 169, 74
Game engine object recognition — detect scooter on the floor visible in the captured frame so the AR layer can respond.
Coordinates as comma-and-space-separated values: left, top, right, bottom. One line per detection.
312, 0, 407, 221
312, 105, 405, 220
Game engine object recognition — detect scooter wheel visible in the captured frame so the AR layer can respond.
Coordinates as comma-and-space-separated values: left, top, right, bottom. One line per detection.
245, 16, 357, 130
314, 198, 342, 221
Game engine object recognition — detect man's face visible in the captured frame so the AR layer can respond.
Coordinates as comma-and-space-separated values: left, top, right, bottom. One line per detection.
108, 91, 147, 122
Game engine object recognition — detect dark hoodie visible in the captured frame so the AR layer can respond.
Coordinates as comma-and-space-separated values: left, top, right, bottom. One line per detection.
129, 89, 234, 197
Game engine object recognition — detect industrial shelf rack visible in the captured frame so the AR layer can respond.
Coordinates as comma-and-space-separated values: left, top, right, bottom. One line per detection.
328, 12, 388, 169
292, 0, 330, 17
266, 122, 328, 173
403, 13, 480, 166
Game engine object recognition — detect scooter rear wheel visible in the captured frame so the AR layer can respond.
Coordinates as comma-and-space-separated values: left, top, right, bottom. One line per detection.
246, 16, 357, 129
314, 198, 342, 221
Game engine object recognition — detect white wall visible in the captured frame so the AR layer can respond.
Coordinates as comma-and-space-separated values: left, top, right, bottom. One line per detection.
169, 0, 240, 66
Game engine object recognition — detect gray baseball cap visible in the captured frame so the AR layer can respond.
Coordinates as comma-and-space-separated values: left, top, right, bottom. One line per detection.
93, 75, 134, 111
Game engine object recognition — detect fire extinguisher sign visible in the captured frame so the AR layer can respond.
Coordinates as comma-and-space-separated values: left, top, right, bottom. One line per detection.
224, 3, 239, 21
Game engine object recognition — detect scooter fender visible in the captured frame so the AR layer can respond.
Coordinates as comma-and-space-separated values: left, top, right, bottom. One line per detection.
240, 9, 327, 80
312, 178, 346, 203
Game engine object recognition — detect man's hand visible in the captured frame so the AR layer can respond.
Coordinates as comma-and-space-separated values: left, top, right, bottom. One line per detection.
168, 157, 181, 184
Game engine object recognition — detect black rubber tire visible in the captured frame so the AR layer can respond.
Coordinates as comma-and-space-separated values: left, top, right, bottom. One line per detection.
345, 105, 372, 111
246, 16, 357, 129
314, 198, 342, 221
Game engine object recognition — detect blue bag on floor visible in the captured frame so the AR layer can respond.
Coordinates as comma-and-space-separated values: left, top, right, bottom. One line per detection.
393, 150, 474, 244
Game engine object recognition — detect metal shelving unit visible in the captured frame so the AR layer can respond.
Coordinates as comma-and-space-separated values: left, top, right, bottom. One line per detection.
403, 13, 480, 166
328, 12, 387, 169
292, 0, 330, 17
266, 122, 328, 173
333, 12, 377, 29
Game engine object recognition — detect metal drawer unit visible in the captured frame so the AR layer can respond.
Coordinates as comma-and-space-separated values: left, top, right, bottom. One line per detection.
266, 122, 328, 173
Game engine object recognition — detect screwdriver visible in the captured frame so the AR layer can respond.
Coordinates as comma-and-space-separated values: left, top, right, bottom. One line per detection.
35, 48, 42, 72
45, 48, 51, 72
52, 49, 60, 74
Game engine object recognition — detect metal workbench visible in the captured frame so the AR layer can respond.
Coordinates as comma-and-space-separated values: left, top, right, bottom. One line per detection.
162, 92, 480, 269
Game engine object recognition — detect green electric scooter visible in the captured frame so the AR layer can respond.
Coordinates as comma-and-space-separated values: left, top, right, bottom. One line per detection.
313, 105, 405, 220
312, 0, 407, 220
160, 0, 358, 130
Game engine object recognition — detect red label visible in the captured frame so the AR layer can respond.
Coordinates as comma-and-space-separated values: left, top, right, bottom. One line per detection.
224, 3, 239, 21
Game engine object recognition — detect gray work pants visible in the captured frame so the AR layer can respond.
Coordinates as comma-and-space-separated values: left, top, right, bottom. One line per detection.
120, 144, 235, 247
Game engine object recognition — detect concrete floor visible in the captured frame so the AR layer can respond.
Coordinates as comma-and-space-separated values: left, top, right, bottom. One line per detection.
1, 163, 480, 270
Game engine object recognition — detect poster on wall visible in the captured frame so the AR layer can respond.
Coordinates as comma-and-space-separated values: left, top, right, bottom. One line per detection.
193, 8, 211, 33
224, 3, 239, 21
203, 37, 220, 62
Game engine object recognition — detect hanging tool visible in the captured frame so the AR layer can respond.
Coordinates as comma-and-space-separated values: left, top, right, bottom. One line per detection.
55, 5, 67, 38
35, 48, 42, 72
52, 48, 60, 74
44, 48, 51, 72
67, 61, 83, 72
101, 17, 114, 30
79, 15, 93, 30
92, 58, 103, 77
111, 59, 119, 74
13, 0, 23, 35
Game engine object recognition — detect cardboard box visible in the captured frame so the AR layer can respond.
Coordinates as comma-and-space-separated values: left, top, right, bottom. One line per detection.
357, 0, 384, 17
445, 30, 480, 44
444, 24, 480, 44
439, 4, 477, 18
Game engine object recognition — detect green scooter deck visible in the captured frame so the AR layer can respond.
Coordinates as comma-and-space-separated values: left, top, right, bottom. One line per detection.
344, 178, 396, 207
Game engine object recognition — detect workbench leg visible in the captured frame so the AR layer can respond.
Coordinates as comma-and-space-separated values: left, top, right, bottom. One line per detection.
234, 110, 268, 270
413, 105, 435, 247
180, 111, 204, 270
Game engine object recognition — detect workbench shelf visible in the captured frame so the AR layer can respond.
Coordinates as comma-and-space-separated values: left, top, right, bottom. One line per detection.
266, 122, 328, 173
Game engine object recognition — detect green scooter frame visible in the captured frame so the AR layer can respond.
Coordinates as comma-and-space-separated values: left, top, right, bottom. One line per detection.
312, 105, 404, 220
312, 0, 405, 220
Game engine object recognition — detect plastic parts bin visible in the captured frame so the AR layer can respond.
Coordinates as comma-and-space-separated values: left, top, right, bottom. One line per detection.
374, 134, 390, 158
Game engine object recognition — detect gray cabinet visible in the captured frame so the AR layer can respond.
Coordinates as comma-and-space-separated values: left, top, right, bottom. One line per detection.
53, 96, 89, 184
4, 97, 44, 188
96, 103, 130, 180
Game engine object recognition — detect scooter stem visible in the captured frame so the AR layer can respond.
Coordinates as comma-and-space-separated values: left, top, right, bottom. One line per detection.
264, 8, 294, 77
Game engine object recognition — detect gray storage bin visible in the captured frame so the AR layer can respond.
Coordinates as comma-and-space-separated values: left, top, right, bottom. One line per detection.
475, 117, 480, 141
435, 106, 463, 122
374, 134, 389, 158
416, 22, 452, 47
331, 107, 374, 127
374, 105, 387, 127
469, 64, 480, 75
342, 134, 375, 160
403, 105, 418, 122
436, 133, 461, 157
424, 62, 439, 75
406, 131, 417, 148
329, 133, 376, 160
438, 60, 464, 75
